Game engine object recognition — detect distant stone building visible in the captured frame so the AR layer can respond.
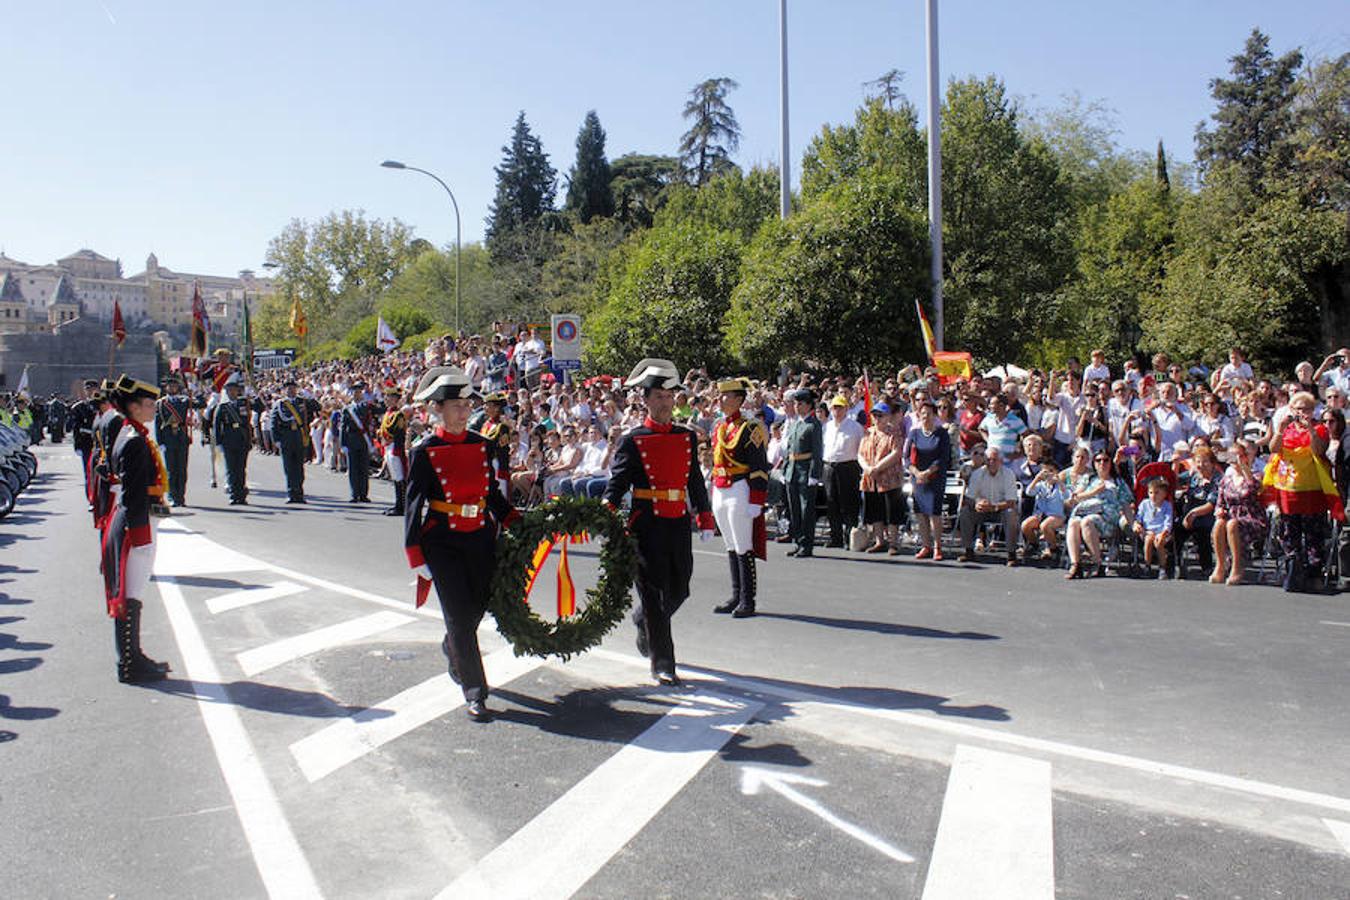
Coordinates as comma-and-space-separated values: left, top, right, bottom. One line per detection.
0, 315, 157, 398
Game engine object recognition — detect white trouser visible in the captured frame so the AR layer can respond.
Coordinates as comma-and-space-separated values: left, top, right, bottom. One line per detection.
123, 519, 158, 600
387, 454, 405, 482
712, 479, 754, 554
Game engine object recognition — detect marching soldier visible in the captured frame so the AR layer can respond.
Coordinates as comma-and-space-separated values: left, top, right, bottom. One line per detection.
474, 391, 513, 497
70, 378, 100, 500
403, 367, 515, 721
213, 372, 252, 505
101, 375, 171, 683
710, 377, 770, 618
91, 379, 125, 530
378, 387, 408, 516
47, 393, 67, 443
271, 378, 310, 503
603, 358, 714, 686
155, 374, 192, 506
782, 389, 824, 558
341, 383, 376, 503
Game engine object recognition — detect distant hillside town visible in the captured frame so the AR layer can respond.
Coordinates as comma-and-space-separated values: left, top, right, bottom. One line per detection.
0, 248, 276, 347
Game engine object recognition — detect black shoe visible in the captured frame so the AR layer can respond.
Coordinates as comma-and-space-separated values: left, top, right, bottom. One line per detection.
713, 598, 739, 614
118, 658, 168, 684
785, 547, 800, 557
358, 497, 373, 503
382, 506, 403, 516
732, 604, 756, 619
796, 549, 813, 558
825, 541, 845, 549
349, 497, 361, 503
635, 627, 650, 659
466, 700, 493, 722
653, 668, 682, 686
957, 550, 975, 563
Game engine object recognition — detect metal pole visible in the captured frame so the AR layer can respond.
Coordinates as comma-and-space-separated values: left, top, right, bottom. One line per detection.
925, 0, 944, 351
779, 0, 791, 219
410, 168, 462, 335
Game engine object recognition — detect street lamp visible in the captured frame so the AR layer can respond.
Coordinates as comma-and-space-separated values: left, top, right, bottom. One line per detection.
381, 159, 462, 334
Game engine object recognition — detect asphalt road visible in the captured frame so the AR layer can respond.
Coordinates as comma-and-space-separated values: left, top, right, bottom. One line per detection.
3, 440, 1349, 899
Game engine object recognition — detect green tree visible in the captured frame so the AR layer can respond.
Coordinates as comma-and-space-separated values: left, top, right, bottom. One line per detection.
540, 218, 629, 317
678, 77, 742, 186
586, 221, 742, 373
1195, 28, 1302, 190
1024, 92, 1147, 210
800, 97, 926, 206
863, 69, 906, 109
726, 175, 930, 372
486, 111, 558, 260
1156, 140, 1171, 191
565, 111, 615, 224
656, 166, 781, 242
1288, 52, 1350, 209
609, 153, 680, 229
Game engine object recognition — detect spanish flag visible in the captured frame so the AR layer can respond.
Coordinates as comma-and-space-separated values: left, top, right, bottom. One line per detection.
556, 539, 576, 618
290, 296, 308, 339
1262, 428, 1345, 521
915, 297, 937, 361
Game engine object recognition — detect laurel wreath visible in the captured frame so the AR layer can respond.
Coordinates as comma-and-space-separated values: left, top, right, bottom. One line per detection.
488, 496, 638, 660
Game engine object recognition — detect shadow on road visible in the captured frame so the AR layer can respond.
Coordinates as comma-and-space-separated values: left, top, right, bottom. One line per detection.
0, 632, 53, 652
167, 575, 271, 591
755, 611, 999, 641
145, 677, 394, 720
0, 693, 59, 721
0, 656, 44, 674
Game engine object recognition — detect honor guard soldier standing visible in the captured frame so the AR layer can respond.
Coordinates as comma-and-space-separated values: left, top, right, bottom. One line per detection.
603, 359, 714, 686
47, 393, 67, 443
213, 372, 252, 505
91, 379, 125, 530
341, 383, 376, 503
271, 378, 310, 503
710, 377, 770, 618
782, 389, 825, 558
378, 386, 407, 515
155, 374, 192, 506
101, 376, 171, 683
403, 367, 514, 721
71, 378, 100, 501
472, 391, 513, 496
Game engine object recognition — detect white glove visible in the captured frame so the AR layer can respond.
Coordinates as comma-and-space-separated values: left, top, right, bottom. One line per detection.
808, 478, 820, 488
699, 529, 715, 542
747, 504, 762, 518
414, 564, 433, 581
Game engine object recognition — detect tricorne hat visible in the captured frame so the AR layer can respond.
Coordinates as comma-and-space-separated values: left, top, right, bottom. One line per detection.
716, 376, 754, 394
415, 367, 479, 403
624, 358, 680, 391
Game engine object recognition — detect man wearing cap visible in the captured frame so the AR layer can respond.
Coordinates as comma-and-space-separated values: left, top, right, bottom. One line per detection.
271, 378, 310, 504
603, 358, 715, 685
710, 376, 769, 618
70, 378, 101, 502
91, 379, 125, 530
404, 366, 514, 721
214, 373, 252, 504
782, 389, 824, 557
156, 374, 192, 506
377, 386, 407, 515
822, 393, 865, 548
340, 383, 377, 503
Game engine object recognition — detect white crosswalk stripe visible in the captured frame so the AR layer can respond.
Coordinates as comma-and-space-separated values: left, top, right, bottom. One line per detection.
1325, 818, 1350, 856
235, 610, 415, 677
207, 580, 307, 614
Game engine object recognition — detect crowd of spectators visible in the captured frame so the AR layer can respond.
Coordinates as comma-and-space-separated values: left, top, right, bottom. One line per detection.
193, 326, 1349, 596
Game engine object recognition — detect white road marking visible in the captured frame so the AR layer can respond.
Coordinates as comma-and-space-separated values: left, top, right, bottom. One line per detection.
1320, 620, 1350, 628
157, 577, 322, 900
236, 610, 414, 677
258, 561, 445, 622
289, 647, 543, 783
1324, 818, 1350, 855
740, 765, 913, 863
437, 692, 761, 900
922, 744, 1054, 900
208, 581, 307, 614
155, 519, 269, 575
587, 648, 1350, 815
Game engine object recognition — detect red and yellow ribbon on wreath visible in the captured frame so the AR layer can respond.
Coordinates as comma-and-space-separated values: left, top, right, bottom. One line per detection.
524, 532, 591, 617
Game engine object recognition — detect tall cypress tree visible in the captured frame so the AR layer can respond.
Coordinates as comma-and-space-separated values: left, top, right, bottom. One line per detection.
565, 111, 615, 224
485, 111, 557, 260
1155, 140, 1170, 190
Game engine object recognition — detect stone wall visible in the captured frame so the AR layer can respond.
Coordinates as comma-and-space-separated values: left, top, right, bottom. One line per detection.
0, 317, 159, 397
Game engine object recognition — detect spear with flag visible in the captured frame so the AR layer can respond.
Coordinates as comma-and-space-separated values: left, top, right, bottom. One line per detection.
107, 298, 126, 377
376, 316, 399, 354
189, 281, 209, 358
15, 364, 29, 399
289, 295, 307, 352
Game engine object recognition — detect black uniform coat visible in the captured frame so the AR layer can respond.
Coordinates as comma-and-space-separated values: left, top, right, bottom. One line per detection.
101, 420, 158, 618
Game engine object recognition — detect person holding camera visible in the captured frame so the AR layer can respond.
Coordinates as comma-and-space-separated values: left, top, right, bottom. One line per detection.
1265, 392, 1342, 592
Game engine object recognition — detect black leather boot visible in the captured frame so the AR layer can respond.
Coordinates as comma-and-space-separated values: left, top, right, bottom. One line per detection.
383, 481, 405, 516
118, 599, 168, 683
714, 551, 741, 613
733, 553, 757, 618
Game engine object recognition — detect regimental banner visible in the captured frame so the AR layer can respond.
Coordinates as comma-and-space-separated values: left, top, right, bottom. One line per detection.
252, 348, 297, 371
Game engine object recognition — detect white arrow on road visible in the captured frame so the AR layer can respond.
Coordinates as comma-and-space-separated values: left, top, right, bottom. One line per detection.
740, 765, 914, 864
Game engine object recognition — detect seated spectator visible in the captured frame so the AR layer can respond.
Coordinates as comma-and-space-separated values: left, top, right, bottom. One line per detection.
1132, 477, 1175, 578
958, 447, 1020, 566
1075, 383, 1111, 454
558, 424, 610, 498
1064, 452, 1134, 579
1210, 438, 1268, 586
1194, 394, 1236, 450
1175, 446, 1220, 578
1021, 460, 1068, 561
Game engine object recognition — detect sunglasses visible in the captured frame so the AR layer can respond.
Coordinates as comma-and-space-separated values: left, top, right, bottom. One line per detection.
1094, 456, 1110, 463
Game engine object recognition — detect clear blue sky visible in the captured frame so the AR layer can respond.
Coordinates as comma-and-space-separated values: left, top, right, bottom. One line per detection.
3, 1, 1346, 277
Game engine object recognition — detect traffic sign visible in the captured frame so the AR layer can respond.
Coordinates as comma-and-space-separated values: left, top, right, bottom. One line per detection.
551, 314, 581, 362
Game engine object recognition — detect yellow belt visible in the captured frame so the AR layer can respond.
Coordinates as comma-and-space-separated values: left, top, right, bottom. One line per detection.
633, 488, 686, 502
147, 486, 165, 497
429, 498, 483, 517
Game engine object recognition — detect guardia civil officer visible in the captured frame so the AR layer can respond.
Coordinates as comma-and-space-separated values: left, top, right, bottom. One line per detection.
403, 367, 514, 721
101, 375, 171, 683
155, 374, 192, 506
47, 393, 67, 443
710, 377, 770, 617
341, 383, 376, 503
70, 378, 100, 502
602, 359, 714, 686
213, 372, 252, 505
91, 378, 125, 530
782, 389, 824, 558
270, 378, 309, 503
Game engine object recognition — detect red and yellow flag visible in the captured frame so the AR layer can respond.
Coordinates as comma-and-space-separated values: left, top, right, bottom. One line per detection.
556, 539, 576, 618
1262, 428, 1345, 521
915, 297, 937, 361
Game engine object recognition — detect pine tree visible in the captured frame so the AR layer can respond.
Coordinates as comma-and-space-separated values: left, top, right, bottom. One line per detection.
678, 77, 742, 186
485, 111, 558, 260
565, 111, 615, 224
1155, 140, 1170, 190
1194, 29, 1302, 189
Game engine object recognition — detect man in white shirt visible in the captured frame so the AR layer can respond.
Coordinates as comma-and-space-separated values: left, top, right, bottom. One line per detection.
1051, 372, 1084, 467
1219, 347, 1254, 386
1107, 380, 1142, 444
1150, 383, 1194, 460
514, 327, 547, 388
821, 394, 865, 548
957, 447, 1021, 565
559, 425, 610, 497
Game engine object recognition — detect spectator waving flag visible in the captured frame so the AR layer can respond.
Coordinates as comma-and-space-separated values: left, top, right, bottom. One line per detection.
189, 281, 209, 356
111, 298, 126, 348
376, 316, 399, 354
915, 297, 937, 361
